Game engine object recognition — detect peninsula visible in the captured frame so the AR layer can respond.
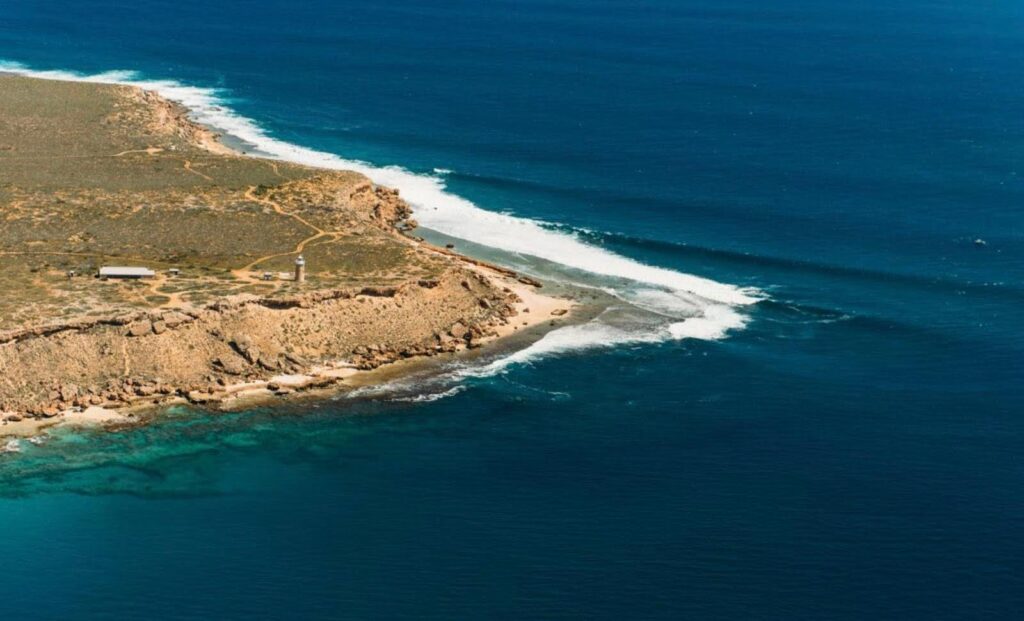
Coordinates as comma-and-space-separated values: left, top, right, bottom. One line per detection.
0, 74, 571, 440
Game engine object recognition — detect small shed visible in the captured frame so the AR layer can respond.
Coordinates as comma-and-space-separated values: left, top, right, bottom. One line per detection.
98, 266, 156, 280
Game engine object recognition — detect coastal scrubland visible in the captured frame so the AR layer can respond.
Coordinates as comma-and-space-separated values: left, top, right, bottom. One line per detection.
0, 75, 570, 434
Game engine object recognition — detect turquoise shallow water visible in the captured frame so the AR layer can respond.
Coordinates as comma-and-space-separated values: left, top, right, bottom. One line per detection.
2, 0, 1023, 618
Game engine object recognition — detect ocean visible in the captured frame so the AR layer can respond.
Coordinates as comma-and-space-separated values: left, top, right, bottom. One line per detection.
1, 0, 1023, 618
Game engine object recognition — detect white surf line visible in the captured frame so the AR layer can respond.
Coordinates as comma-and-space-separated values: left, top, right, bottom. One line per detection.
0, 60, 763, 345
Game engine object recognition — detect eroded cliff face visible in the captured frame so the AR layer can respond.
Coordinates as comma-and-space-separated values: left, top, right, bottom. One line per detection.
0, 267, 519, 416
116, 86, 236, 155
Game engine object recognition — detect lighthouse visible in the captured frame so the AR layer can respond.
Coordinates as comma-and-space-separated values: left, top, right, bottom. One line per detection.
294, 255, 306, 283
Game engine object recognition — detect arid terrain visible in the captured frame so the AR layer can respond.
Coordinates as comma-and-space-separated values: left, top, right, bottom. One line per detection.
0, 74, 571, 438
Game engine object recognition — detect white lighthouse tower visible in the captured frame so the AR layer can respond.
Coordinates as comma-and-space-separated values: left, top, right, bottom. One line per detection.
294, 255, 306, 283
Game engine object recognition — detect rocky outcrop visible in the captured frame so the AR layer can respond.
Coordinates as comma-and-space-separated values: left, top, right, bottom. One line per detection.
346, 182, 411, 228
0, 267, 521, 418
120, 86, 235, 155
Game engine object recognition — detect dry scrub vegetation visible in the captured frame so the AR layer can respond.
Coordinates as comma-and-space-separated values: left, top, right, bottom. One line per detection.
0, 75, 452, 331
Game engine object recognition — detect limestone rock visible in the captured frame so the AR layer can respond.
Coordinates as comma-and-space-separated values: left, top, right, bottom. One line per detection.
230, 335, 261, 364
449, 322, 468, 339
213, 356, 247, 376
58, 384, 79, 402
127, 320, 153, 337
162, 311, 190, 328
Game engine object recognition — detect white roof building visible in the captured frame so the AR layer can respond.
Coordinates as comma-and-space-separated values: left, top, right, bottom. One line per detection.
98, 266, 156, 279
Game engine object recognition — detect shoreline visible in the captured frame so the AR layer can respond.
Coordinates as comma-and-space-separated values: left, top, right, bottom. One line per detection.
0, 74, 581, 446
1, 270, 577, 444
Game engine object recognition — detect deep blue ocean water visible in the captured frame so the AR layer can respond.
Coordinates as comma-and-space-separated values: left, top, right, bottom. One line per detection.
2, 1, 1023, 618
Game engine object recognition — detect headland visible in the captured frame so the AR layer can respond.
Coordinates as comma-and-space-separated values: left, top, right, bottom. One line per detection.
0, 74, 574, 443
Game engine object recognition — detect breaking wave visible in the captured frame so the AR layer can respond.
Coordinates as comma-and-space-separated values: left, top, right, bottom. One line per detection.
390, 385, 467, 403
459, 320, 664, 380
0, 60, 763, 370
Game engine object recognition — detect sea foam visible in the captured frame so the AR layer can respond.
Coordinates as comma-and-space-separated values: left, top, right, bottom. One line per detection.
0, 60, 762, 366
461, 320, 665, 380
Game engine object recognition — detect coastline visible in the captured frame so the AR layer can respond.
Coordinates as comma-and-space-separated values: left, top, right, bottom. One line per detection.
1, 272, 577, 444
0, 75, 580, 447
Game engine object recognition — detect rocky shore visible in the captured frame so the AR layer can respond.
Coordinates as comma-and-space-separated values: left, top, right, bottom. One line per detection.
0, 74, 576, 443
0, 263, 573, 440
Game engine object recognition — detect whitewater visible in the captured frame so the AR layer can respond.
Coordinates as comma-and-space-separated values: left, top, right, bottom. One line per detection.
0, 60, 763, 367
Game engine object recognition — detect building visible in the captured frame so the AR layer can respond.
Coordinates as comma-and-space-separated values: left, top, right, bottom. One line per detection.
294, 255, 306, 283
98, 266, 156, 280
